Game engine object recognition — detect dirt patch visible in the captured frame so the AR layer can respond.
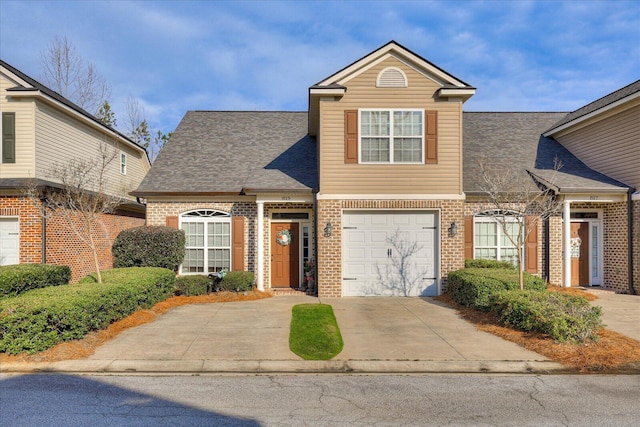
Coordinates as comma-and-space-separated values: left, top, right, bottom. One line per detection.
435, 290, 640, 373
0, 290, 271, 364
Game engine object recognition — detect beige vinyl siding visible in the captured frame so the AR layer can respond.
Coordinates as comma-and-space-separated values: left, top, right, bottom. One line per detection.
318, 56, 464, 195
554, 101, 640, 190
0, 73, 36, 178
34, 100, 148, 201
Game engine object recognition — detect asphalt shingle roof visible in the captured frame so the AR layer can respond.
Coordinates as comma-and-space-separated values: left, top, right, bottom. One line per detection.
134, 110, 629, 197
132, 111, 317, 195
462, 112, 629, 195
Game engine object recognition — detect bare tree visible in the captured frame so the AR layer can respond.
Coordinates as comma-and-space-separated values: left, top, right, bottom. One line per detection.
477, 158, 562, 290
25, 142, 126, 284
374, 229, 429, 296
40, 35, 111, 114
124, 96, 171, 161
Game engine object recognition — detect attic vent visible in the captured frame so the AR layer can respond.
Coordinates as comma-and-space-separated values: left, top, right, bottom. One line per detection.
377, 67, 407, 88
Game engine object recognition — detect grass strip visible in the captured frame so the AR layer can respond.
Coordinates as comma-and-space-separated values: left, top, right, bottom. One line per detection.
290, 304, 343, 360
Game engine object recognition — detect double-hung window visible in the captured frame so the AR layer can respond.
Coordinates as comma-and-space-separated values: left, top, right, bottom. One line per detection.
120, 153, 127, 175
474, 214, 522, 266
180, 210, 231, 273
360, 109, 423, 163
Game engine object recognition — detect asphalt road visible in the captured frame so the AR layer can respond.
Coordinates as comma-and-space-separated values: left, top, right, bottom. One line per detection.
1, 374, 638, 426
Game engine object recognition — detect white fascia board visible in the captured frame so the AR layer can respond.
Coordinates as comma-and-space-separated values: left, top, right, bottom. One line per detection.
438, 88, 476, 97
309, 88, 346, 96
316, 193, 466, 200
631, 191, 640, 201
561, 193, 627, 203
255, 193, 314, 203
8, 90, 147, 156
0, 65, 33, 88
543, 91, 640, 137
317, 44, 468, 88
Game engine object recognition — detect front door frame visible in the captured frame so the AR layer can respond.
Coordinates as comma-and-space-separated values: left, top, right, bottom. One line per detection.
569, 209, 603, 286
269, 209, 313, 289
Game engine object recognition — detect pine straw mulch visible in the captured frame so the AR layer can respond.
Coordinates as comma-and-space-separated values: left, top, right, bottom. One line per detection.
435, 287, 640, 373
0, 290, 272, 364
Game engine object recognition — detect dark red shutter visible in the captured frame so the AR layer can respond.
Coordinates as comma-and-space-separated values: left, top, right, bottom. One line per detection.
345, 110, 358, 164
464, 216, 474, 261
232, 216, 245, 271
166, 216, 178, 229
425, 110, 437, 164
525, 216, 538, 273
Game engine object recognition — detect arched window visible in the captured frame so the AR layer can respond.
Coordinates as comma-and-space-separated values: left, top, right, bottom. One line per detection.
474, 210, 523, 266
180, 210, 231, 274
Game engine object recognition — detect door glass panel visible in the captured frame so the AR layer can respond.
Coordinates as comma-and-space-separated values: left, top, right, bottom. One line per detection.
592, 224, 599, 279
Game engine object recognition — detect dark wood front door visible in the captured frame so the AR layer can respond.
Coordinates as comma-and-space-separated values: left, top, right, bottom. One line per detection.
570, 222, 589, 286
271, 223, 299, 288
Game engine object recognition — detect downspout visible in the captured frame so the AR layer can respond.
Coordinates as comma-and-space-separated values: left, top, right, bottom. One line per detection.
544, 217, 550, 283
628, 189, 635, 295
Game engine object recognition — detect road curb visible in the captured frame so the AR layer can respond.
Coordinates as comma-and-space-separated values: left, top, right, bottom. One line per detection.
1, 359, 586, 375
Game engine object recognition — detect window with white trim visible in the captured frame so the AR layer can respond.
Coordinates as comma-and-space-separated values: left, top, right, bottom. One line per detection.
120, 153, 127, 175
360, 109, 423, 163
180, 210, 231, 273
474, 213, 522, 266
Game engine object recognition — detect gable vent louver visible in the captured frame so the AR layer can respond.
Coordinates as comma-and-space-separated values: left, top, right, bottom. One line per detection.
377, 67, 407, 88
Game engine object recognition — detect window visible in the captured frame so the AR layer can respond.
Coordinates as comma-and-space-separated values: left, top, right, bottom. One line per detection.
360, 109, 423, 163
474, 214, 522, 266
120, 153, 127, 175
2, 113, 16, 164
180, 210, 231, 273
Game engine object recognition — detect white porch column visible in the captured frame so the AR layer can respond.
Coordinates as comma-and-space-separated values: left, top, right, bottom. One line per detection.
562, 200, 571, 287
256, 201, 265, 291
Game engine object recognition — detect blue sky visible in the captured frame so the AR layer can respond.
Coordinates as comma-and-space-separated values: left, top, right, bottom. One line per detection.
1, 0, 639, 135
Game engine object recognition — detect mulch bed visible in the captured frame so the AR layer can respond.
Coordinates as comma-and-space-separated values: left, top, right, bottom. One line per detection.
435, 288, 640, 373
0, 290, 272, 364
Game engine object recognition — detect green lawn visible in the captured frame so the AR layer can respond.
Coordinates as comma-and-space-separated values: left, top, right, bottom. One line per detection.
289, 304, 343, 360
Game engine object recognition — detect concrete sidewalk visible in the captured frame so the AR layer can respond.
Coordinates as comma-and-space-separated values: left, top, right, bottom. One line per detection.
1, 293, 637, 375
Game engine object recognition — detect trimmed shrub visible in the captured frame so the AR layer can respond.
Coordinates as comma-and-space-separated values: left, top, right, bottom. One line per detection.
112, 226, 185, 271
465, 258, 515, 270
219, 271, 254, 292
489, 290, 603, 343
447, 268, 546, 309
175, 275, 210, 296
0, 264, 71, 298
0, 267, 175, 354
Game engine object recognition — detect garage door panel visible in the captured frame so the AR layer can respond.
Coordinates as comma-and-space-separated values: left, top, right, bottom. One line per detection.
343, 211, 438, 297
0, 218, 20, 266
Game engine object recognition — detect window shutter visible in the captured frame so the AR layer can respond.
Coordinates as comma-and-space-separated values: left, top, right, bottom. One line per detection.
425, 110, 437, 164
525, 216, 538, 273
344, 110, 358, 164
464, 216, 474, 260
2, 113, 16, 164
166, 216, 178, 229
232, 216, 245, 271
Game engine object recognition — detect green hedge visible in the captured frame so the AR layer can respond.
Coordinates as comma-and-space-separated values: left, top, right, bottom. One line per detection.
175, 275, 210, 296
489, 290, 603, 343
0, 267, 175, 354
447, 268, 546, 309
465, 258, 515, 269
0, 264, 71, 298
219, 271, 254, 292
112, 226, 185, 271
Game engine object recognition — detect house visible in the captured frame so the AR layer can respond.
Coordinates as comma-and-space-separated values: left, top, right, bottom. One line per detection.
132, 41, 638, 296
0, 60, 151, 281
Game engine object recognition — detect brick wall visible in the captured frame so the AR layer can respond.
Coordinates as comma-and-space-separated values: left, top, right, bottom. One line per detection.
634, 199, 640, 294
547, 215, 563, 286
316, 198, 464, 298
146, 201, 314, 289
1, 195, 144, 282
1, 196, 43, 264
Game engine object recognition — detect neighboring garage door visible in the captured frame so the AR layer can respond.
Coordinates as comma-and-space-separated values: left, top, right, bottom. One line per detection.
0, 218, 19, 266
342, 211, 438, 297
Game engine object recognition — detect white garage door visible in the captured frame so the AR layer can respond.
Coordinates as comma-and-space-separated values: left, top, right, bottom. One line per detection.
342, 211, 438, 297
0, 218, 20, 266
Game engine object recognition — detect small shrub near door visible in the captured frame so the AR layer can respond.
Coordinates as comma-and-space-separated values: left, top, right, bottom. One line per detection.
219, 271, 254, 292
112, 226, 185, 271
174, 275, 210, 296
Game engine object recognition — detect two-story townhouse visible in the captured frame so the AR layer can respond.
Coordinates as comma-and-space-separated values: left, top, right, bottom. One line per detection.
132, 41, 637, 296
0, 60, 151, 281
